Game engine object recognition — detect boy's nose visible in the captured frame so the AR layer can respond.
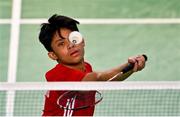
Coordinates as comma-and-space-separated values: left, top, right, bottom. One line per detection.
67, 41, 75, 49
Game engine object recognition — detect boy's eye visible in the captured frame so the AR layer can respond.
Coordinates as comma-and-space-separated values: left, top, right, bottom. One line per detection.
57, 42, 64, 46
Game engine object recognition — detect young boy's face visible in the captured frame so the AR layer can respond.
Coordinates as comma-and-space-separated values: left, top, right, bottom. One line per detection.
48, 28, 85, 65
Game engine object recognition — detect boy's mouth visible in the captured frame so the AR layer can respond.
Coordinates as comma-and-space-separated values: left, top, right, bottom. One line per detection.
70, 50, 80, 57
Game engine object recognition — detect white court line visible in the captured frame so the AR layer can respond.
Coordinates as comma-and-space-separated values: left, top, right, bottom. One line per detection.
6, 0, 22, 116
0, 19, 11, 24
1, 18, 180, 24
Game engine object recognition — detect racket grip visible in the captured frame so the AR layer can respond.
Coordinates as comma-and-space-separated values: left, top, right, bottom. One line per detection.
122, 54, 148, 74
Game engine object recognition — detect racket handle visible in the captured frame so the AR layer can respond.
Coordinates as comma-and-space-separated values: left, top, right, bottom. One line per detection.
122, 54, 148, 74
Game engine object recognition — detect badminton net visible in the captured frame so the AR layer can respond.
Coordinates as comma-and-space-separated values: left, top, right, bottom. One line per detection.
0, 81, 180, 116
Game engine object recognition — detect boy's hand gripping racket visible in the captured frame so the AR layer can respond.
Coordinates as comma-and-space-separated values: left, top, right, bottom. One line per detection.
108, 54, 148, 81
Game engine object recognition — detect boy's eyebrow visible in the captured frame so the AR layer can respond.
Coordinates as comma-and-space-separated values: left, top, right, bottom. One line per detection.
55, 38, 64, 43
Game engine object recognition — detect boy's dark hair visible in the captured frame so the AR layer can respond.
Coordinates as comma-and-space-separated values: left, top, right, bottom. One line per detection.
39, 14, 80, 52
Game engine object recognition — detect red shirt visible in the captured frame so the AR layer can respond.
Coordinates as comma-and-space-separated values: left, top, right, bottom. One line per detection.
42, 62, 95, 116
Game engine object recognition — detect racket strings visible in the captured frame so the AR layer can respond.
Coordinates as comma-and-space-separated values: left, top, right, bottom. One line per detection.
63, 96, 76, 116
57, 91, 102, 110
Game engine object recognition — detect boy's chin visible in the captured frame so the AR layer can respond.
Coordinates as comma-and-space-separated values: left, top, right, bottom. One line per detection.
71, 59, 84, 65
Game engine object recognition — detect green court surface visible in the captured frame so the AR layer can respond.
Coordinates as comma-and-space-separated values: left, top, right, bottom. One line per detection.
0, 25, 10, 82
0, 0, 12, 18
1, 0, 180, 116
21, 0, 180, 18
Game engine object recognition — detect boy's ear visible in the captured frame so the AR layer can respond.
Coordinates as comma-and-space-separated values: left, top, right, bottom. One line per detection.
48, 52, 58, 60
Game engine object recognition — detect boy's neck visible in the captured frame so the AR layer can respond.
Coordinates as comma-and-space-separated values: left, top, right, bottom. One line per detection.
62, 61, 86, 72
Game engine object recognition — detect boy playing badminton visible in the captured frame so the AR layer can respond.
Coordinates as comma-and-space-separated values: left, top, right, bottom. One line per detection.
39, 14, 146, 116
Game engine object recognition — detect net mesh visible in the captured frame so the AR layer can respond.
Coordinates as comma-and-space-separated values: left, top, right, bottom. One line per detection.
0, 82, 180, 116
96, 90, 180, 116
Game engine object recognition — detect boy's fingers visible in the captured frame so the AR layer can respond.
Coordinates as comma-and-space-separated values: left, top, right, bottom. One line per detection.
128, 57, 136, 64
128, 55, 146, 72
137, 61, 145, 71
136, 55, 146, 71
133, 62, 138, 72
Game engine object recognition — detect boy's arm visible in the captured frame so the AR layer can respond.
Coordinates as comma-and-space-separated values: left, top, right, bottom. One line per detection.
82, 55, 146, 81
